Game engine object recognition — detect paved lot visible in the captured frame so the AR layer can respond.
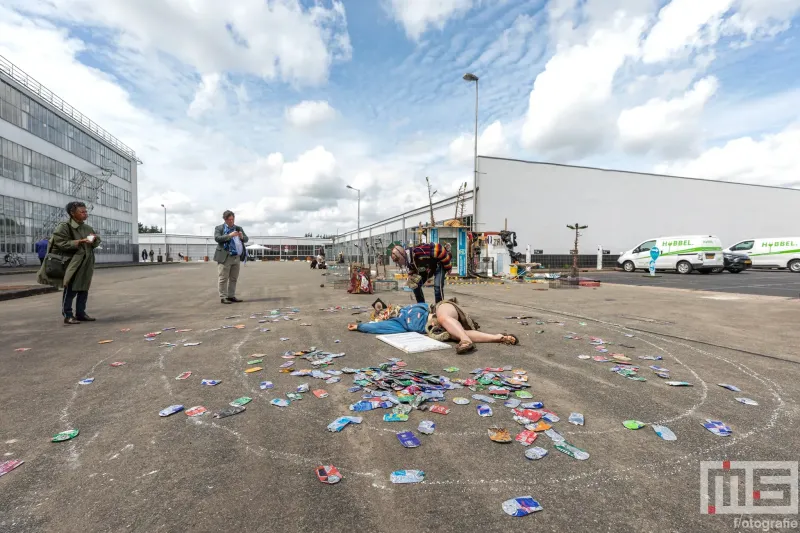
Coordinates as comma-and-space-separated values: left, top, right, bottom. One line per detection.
590, 269, 800, 298
1, 263, 799, 532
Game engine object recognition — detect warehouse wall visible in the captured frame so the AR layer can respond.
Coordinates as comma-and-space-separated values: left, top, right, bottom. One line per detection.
478, 157, 800, 254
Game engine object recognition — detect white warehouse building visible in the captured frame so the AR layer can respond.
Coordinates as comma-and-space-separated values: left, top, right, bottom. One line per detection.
334, 156, 799, 268
0, 55, 139, 264
477, 156, 799, 255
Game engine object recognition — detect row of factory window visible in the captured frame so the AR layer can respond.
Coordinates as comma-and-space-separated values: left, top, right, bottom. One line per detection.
0, 136, 132, 213
1, 79, 132, 181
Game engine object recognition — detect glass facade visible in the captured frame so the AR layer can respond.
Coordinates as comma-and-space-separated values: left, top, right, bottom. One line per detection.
1, 137, 132, 213
0, 194, 132, 255
256, 244, 320, 259
0, 79, 132, 181
135, 238, 328, 262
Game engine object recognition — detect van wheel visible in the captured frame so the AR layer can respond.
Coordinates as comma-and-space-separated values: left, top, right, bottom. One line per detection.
711, 267, 724, 273
789, 259, 800, 273
622, 261, 635, 272
676, 261, 693, 274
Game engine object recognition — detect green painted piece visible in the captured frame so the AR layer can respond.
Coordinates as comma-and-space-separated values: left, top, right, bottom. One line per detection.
230, 397, 252, 407
52, 429, 79, 442
623, 420, 646, 430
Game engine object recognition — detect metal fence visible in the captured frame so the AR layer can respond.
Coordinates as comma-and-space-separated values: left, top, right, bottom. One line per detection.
529, 254, 620, 270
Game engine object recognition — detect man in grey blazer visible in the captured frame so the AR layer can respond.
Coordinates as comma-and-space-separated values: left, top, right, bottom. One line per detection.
214, 210, 249, 304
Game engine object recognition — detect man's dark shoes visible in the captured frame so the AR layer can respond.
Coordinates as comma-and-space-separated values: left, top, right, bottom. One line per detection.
77, 315, 96, 322
229, 297, 243, 303
64, 317, 81, 325
221, 298, 233, 304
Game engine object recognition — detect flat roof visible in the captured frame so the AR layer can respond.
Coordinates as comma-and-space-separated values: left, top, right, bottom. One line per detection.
0, 54, 139, 162
478, 156, 800, 192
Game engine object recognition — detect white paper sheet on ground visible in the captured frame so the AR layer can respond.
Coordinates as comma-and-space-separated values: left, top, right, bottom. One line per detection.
376, 332, 451, 354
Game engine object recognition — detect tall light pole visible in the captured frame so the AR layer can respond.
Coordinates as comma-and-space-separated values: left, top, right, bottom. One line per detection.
161, 204, 168, 261
463, 72, 479, 233
346, 185, 361, 262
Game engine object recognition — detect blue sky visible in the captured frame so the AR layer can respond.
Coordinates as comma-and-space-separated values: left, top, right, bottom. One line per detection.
1, 0, 799, 235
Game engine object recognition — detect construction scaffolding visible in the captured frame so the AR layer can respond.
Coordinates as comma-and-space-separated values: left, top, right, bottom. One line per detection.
36, 167, 114, 240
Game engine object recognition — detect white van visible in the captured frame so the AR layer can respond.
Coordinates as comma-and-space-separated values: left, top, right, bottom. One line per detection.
617, 235, 724, 274
724, 238, 800, 272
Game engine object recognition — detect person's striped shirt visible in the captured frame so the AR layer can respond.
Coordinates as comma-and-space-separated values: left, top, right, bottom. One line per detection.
408, 243, 452, 274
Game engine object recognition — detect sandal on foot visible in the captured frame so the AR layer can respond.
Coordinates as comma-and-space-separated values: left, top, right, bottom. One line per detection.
456, 340, 475, 354
501, 333, 519, 345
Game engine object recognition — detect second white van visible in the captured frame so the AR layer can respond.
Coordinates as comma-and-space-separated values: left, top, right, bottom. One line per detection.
724, 238, 800, 272
617, 235, 724, 274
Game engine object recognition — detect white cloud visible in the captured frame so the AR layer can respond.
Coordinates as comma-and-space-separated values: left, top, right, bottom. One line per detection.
449, 120, 509, 164
521, 11, 648, 160
386, 0, 475, 40
474, 14, 535, 68
233, 83, 250, 106
625, 67, 700, 98
723, 0, 800, 41
655, 124, 800, 187
187, 73, 223, 118
285, 100, 337, 128
232, 146, 349, 227
520, 0, 800, 165
641, 0, 733, 64
618, 77, 719, 157
7, 0, 352, 87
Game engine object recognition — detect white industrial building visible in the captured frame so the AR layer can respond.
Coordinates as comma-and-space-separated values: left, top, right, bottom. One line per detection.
137, 234, 331, 262
334, 156, 799, 270
0, 55, 139, 264
477, 156, 800, 255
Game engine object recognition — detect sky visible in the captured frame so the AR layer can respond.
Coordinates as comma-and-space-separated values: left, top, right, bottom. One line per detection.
1, 0, 799, 236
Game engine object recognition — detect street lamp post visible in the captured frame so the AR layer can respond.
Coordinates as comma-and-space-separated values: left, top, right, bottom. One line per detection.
463, 72, 479, 233
346, 185, 361, 263
161, 204, 168, 261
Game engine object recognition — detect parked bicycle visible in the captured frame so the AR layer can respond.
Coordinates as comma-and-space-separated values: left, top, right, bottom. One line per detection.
2, 252, 27, 267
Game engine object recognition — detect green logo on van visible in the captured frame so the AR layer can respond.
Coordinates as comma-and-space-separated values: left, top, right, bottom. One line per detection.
761, 241, 798, 248
663, 240, 692, 247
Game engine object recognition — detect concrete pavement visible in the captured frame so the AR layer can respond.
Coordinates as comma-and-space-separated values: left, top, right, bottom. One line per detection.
1, 262, 798, 532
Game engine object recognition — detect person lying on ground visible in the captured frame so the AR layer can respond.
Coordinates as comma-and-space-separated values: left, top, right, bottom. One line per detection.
347, 299, 518, 354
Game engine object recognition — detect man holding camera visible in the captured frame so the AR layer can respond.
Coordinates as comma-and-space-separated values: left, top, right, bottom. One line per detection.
214, 210, 249, 304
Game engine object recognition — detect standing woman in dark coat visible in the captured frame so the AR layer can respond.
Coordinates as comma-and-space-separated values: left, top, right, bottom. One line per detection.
37, 201, 102, 324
